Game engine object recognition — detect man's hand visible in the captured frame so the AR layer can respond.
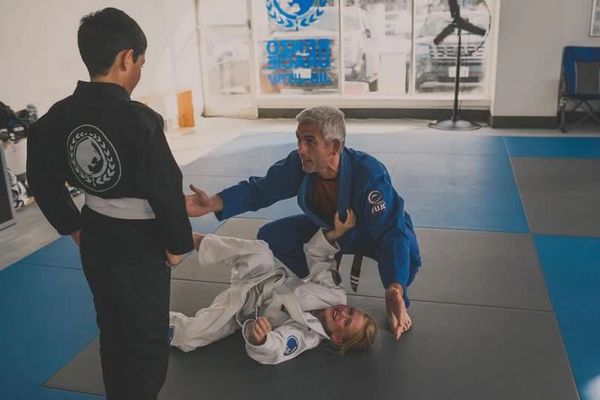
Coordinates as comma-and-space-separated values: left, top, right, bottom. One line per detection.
248, 316, 272, 346
185, 185, 223, 217
325, 209, 356, 243
165, 250, 184, 268
385, 283, 412, 340
70, 228, 82, 247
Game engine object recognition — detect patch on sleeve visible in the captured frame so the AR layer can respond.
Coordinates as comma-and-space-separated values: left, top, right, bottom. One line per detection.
331, 270, 342, 285
284, 335, 299, 356
368, 190, 387, 215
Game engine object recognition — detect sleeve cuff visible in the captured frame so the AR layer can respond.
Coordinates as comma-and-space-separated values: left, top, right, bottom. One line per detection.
310, 229, 340, 252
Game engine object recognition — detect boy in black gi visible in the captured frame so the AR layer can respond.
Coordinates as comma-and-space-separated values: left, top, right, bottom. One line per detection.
26, 8, 193, 399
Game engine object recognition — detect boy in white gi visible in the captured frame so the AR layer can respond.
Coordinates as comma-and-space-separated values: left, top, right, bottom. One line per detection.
169, 210, 377, 364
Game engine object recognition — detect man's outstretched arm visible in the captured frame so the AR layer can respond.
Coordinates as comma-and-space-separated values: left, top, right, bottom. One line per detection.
186, 185, 223, 217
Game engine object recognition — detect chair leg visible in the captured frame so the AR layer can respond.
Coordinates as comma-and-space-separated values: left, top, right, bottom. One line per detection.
569, 100, 600, 130
560, 97, 568, 133
582, 100, 600, 124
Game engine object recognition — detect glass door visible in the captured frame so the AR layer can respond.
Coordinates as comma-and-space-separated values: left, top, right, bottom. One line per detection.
198, 0, 257, 116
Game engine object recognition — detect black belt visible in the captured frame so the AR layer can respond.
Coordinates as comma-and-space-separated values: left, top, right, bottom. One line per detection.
350, 254, 363, 292
335, 252, 363, 292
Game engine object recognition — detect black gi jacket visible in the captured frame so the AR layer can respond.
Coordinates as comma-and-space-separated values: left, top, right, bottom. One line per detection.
27, 81, 193, 255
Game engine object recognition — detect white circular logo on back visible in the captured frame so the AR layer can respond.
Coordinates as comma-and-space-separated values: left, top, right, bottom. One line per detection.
67, 124, 121, 192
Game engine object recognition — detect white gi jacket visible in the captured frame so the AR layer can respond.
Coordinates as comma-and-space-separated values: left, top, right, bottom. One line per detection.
169, 229, 346, 365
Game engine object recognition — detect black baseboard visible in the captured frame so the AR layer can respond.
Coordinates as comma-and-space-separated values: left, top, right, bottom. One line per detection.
259, 108, 598, 130
489, 116, 558, 129
491, 111, 600, 129
259, 108, 490, 122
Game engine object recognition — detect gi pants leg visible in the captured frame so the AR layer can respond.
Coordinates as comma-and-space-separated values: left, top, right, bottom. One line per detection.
170, 234, 278, 351
258, 213, 422, 302
80, 207, 171, 400
257, 214, 318, 278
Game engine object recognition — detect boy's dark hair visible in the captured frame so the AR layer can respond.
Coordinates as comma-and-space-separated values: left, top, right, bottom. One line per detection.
78, 8, 147, 77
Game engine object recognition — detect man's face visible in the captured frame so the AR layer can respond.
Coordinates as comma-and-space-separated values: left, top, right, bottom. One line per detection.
296, 122, 336, 174
322, 305, 366, 345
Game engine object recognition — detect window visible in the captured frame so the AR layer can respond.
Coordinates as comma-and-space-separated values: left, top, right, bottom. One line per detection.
199, 0, 495, 114
414, 0, 491, 95
253, 0, 493, 97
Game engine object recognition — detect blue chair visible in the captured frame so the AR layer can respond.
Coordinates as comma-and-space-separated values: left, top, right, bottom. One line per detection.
559, 46, 600, 132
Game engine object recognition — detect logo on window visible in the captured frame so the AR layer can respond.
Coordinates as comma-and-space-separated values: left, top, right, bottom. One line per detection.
266, 0, 327, 30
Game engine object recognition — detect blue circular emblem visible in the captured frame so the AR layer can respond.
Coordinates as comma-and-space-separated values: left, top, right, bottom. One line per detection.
266, 0, 327, 30
284, 335, 299, 356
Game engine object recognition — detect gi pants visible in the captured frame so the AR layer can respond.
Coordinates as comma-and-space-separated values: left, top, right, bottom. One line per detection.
80, 206, 171, 400
257, 214, 421, 296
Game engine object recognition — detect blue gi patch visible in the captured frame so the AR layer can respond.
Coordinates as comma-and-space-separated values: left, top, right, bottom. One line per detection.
284, 335, 299, 356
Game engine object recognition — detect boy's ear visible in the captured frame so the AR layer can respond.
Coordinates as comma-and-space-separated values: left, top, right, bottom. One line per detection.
115, 49, 134, 71
123, 49, 134, 68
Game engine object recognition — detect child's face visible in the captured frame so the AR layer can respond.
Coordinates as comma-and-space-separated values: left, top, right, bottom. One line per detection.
323, 305, 366, 345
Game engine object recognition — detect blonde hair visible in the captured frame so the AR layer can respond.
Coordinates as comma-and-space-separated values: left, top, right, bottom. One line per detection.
334, 309, 377, 355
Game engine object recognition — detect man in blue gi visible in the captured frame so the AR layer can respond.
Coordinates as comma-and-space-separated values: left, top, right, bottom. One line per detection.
186, 106, 421, 339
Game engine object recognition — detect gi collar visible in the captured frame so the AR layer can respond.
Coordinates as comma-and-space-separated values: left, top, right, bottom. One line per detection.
73, 80, 131, 102
305, 313, 331, 340
298, 147, 352, 229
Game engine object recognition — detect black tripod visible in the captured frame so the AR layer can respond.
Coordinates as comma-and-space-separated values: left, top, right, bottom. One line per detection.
429, 0, 487, 131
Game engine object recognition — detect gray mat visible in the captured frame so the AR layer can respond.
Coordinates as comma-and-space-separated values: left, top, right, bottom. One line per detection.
44, 219, 568, 399
512, 157, 600, 236
45, 286, 577, 400
175, 219, 552, 311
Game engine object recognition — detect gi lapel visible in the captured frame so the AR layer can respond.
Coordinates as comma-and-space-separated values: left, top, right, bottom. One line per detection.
337, 148, 352, 221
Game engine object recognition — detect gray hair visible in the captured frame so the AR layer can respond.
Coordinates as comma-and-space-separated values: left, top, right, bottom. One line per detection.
295, 106, 346, 145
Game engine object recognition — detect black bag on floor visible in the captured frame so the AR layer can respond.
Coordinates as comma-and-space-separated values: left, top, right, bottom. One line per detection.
0, 101, 30, 143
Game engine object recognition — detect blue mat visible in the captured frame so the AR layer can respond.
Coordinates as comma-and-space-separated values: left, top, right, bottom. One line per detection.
181, 132, 295, 178
27, 388, 104, 400
347, 131, 509, 156
19, 237, 82, 270
0, 263, 98, 400
505, 137, 600, 158
391, 153, 529, 233
534, 235, 600, 400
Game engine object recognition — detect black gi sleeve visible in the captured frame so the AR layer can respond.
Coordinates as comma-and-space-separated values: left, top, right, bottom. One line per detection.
26, 116, 82, 235
134, 112, 193, 255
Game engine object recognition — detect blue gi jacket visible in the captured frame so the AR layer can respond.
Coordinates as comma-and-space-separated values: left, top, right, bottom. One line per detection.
217, 147, 420, 290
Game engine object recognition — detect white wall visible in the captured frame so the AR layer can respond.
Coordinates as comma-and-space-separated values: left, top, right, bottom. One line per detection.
0, 0, 203, 116
492, 0, 600, 117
